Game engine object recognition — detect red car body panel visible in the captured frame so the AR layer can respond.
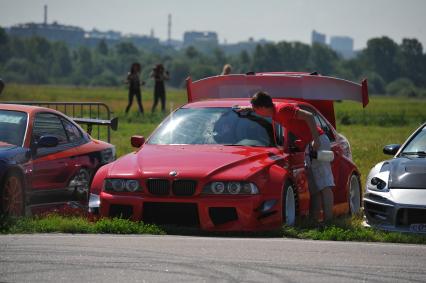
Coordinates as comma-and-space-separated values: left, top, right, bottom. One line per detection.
0, 104, 114, 215
93, 80, 363, 231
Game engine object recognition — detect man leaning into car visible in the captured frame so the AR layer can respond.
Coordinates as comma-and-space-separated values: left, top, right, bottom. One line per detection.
237, 91, 335, 221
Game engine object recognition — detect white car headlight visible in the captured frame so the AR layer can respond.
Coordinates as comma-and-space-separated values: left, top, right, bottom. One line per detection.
366, 170, 390, 192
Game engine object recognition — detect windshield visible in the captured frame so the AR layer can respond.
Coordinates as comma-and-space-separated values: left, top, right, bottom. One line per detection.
148, 108, 276, 147
401, 126, 426, 155
0, 110, 28, 147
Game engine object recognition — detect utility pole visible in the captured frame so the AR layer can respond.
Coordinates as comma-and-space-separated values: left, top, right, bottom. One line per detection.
167, 14, 172, 46
44, 4, 48, 25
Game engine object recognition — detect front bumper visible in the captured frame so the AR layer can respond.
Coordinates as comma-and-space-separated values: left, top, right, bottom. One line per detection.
364, 191, 426, 233
100, 192, 282, 231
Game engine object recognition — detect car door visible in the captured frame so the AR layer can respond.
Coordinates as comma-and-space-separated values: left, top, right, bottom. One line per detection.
308, 108, 347, 204
29, 112, 78, 200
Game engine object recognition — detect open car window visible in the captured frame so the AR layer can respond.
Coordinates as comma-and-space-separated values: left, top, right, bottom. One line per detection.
0, 110, 28, 147
148, 108, 276, 147
300, 106, 335, 142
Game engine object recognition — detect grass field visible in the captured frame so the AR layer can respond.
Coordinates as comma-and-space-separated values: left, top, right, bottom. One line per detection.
3, 83, 425, 185
1, 84, 426, 242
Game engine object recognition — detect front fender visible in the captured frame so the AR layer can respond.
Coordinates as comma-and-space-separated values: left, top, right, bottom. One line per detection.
89, 163, 111, 195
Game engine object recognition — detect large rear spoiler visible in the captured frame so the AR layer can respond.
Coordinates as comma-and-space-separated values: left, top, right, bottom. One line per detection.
186, 73, 369, 107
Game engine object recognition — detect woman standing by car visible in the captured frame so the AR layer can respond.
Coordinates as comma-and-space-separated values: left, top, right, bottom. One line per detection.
151, 64, 169, 112
125, 62, 145, 114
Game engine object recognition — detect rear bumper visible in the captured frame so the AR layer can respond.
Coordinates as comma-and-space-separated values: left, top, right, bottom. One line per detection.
100, 192, 282, 231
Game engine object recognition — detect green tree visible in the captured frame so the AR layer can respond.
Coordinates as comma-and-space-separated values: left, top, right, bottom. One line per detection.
362, 36, 400, 83
51, 42, 72, 77
97, 39, 109, 55
309, 43, 338, 75
398, 38, 424, 86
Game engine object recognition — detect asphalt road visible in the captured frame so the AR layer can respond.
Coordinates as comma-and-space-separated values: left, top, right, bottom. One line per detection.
1, 234, 425, 282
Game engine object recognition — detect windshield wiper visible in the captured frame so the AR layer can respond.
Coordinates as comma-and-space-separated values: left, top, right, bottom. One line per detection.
401, 151, 426, 157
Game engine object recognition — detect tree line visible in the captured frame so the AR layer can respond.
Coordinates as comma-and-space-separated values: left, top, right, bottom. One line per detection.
1, 27, 425, 96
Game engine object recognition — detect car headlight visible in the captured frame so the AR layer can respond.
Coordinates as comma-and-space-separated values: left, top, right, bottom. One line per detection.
104, 178, 142, 192
366, 170, 389, 192
101, 147, 116, 164
203, 181, 259, 195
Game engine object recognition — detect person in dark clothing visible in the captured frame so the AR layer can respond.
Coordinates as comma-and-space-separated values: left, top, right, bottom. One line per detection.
0, 79, 4, 96
151, 64, 169, 112
125, 62, 145, 114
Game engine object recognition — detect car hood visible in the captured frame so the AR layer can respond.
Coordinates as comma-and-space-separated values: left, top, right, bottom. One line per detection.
389, 157, 426, 189
108, 144, 283, 180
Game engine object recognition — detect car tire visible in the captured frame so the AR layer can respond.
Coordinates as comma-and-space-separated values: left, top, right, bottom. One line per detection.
282, 183, 296, 226
348, 173, 361, 215
1, 171, 25, 217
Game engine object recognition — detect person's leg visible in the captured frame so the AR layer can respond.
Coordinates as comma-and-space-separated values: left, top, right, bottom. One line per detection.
152, 93, 159, 112
320, 187, 334, 221
160, 91, 166, 112
125, 92, 134, 113
135, 91, 144, 114
309, 192, 322, 221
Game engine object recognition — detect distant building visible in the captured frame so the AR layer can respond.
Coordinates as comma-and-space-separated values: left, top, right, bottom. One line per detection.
8, 22, 85, 46
221, 37, 272, 55
329, 36, 354, 59
311, 30, 326, 45
183, 31, 219, 48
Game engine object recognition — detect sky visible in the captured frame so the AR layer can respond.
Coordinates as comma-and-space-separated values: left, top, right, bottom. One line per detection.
0, 0, 425, 50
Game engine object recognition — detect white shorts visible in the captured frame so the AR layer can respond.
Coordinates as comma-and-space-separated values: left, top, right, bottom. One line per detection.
308, 134, 335, 193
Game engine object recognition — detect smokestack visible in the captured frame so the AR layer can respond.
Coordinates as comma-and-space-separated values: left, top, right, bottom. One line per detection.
167, 14, 171, 45
44, 5, 47, 25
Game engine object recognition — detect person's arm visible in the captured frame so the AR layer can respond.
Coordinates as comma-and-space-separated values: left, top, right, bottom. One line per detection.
295, 109, 321, 150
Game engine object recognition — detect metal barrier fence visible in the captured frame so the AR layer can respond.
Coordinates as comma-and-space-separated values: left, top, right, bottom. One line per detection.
2, 101, 117, 143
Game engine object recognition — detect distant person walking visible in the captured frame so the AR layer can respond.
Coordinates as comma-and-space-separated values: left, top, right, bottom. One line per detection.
0, 79, 4, 96
125, 62, 145, 114
151, 64, 169, 112
221, 64, 232, 75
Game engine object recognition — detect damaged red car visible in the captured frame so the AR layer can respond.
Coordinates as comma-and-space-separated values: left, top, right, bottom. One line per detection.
91, 73, 368, 231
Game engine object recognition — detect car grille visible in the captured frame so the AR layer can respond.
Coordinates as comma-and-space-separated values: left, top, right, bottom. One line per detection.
146, 179, 197, 196
172, 180, 197, 196
147, 179, 170, 195
396, 208, 426, 226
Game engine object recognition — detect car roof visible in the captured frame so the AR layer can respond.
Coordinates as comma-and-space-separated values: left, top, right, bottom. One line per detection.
0, 103, 54, 114
183, 98, 303, 108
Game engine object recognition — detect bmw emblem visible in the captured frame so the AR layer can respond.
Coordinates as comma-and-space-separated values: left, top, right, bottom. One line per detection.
169, 171, 178, 177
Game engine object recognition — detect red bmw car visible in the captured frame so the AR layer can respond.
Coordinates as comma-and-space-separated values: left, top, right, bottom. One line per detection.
0, 104, 115, 217
91, 73, 368, 231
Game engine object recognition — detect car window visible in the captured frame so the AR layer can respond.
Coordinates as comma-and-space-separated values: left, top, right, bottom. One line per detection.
402, 127, 426, 154
32, 113, 68, 145
0, 110, 27, 146
148, 108, 276, 147
301, 106, 335, 142
61, 118, 83, 143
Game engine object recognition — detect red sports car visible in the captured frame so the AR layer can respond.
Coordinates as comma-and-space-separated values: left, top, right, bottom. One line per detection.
0, 104, 115, 217
91, 73, 368, 231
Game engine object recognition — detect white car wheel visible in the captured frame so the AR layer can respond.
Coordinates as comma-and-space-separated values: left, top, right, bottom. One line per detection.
349, 174, 361, 214
283, 185, 296, 226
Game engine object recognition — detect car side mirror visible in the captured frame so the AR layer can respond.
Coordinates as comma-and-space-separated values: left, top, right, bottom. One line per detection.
37, 135, 59, 148
131, 135, 145, 148
383, 144, 400, 155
